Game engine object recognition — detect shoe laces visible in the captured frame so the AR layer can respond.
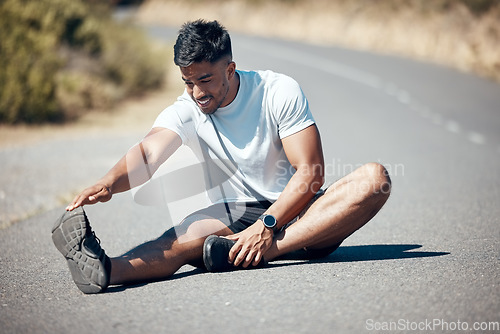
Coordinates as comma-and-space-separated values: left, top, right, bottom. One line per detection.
84, 229, 103, 256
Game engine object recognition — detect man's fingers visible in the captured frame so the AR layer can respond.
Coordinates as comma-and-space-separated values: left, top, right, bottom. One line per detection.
228, 240, 242, 264
66, 193, 86, 211
224, 233, 240, 241
66, 185, 110, 211
252, 253, 262, 267
66, 197, 88, 211
87, 187, 110, 204
242, 250, 258, 268
66, 196, 78, 211
95, 186, 112, 203
234, 244, 257, 267
233, 252, 244, 267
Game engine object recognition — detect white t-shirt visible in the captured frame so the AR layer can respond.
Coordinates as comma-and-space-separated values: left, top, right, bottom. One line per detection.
153, 69, 315, 204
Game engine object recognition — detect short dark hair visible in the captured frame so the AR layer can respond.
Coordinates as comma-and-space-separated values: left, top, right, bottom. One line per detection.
174, 19, 232, 67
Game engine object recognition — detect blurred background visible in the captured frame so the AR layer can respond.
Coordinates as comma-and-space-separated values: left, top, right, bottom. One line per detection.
1, 0, 499, 125
137, 0, 500, 81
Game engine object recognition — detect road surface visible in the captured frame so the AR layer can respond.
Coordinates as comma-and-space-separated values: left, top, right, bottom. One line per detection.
1, 24, 499, 333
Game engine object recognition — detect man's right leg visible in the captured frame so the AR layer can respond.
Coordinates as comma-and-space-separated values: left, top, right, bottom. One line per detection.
53, 200, 271, 292
109, 218, 233, 286
53, 206, 233, 293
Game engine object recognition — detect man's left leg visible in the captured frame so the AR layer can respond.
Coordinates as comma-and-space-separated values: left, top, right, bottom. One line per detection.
264, 162, 392, 261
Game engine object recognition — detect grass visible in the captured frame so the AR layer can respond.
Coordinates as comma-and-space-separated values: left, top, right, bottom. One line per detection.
0, 60, 183, 148
0, 0, 168, 124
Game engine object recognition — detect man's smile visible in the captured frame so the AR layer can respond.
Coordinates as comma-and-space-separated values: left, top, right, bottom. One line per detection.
196, 96, 212, 109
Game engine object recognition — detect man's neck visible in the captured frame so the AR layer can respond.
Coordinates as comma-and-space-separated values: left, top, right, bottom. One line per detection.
226, 71, 240, 105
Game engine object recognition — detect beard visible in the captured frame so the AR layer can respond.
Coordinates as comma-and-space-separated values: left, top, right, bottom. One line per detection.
193, 82, 231, 115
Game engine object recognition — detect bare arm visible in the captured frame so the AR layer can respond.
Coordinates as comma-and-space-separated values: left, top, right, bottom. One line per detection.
227, 124, 325, 266
265, 124, 325, 224
66, 127, 182, 211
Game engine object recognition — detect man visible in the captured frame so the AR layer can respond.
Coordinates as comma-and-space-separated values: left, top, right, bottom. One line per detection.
52, 20, 391, 294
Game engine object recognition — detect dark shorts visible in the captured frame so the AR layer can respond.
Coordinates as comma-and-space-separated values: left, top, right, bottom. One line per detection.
183, 188, 342, 259
183, 200, 273, 234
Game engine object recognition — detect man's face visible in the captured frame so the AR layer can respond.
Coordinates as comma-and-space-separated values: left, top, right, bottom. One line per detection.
180, 59, 236, 115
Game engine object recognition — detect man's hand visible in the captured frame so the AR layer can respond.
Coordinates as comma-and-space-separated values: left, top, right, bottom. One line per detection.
66, 184, 112, 211
225, 222, 274, 268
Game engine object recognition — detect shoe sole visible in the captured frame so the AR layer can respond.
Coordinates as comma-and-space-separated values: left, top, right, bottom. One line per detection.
51, 208, 107, 294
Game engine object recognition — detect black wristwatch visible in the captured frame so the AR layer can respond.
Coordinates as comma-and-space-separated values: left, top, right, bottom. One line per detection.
259, 214, 278, 232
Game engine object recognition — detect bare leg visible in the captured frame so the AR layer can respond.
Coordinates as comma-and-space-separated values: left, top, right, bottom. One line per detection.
265, 162, 392, 260
109, 219, 232, 285
108, 162, 390, 283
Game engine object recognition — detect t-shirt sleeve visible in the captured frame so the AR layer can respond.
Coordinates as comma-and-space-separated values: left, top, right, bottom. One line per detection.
271, 75, 315, 139
152, 92, 195, 145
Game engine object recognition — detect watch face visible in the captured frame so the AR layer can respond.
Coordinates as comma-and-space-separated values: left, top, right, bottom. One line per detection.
263, 215, 277, 228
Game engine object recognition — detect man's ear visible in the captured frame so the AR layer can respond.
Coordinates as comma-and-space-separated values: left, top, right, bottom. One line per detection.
226, 61, 236, 80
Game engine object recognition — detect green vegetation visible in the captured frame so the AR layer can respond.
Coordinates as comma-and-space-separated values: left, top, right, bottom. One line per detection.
0, 0, 167, 124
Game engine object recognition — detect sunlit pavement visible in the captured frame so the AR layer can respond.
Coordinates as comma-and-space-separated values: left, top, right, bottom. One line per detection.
1, 25, 499, 334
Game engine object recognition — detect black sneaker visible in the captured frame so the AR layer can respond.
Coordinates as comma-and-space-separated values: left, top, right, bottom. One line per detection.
202, 235, 267, 272
51, 207, 110, 294
203, 235, 236, 272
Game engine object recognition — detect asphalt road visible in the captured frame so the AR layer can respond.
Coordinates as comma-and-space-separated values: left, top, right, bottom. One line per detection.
1, 24, 499, 334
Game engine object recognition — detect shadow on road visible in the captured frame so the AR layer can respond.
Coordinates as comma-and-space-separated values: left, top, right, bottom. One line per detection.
280, 244, 450, 263
105, 244, 448, 293
276, 244, 449, 263
105, 267, 207, 293
331, 244, 449, 262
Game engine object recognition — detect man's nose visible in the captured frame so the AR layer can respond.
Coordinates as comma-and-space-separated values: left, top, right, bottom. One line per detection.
193, 85, 205, 100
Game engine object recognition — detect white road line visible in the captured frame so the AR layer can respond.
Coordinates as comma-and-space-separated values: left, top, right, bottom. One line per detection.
420, 107, 432, 118
467, 132, 486, 145
397, 90, 411, 104
445, 120, 461, 134
242, 39, 496, 150
411, 104, 421, 112
385, 82, 398, 96
239, 41, 382, 89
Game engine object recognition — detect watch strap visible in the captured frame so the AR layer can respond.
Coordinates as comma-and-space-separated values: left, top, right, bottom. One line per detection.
259, 214, 278, 231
